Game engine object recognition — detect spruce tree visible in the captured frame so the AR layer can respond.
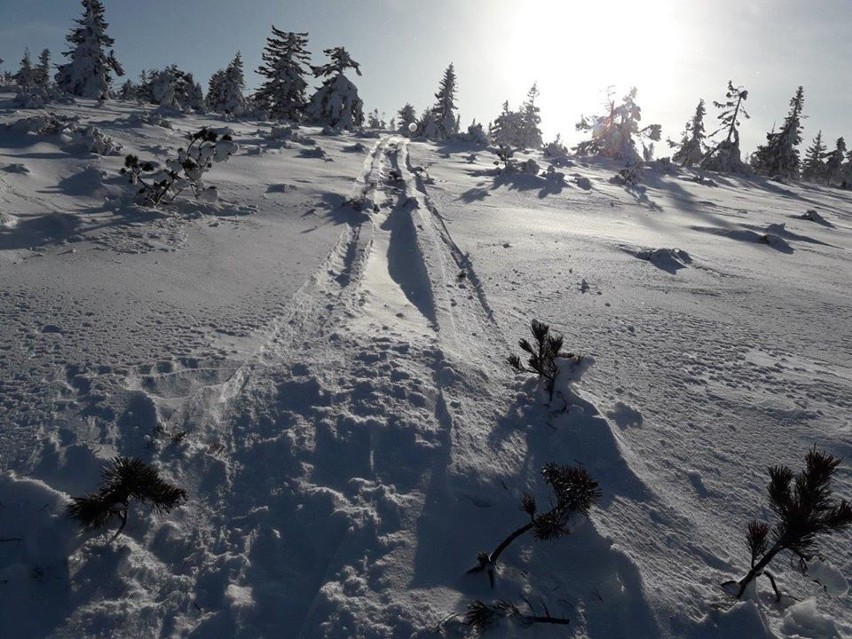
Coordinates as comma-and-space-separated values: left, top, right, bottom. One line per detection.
519, 83, 543, 149
254, 28, 311, 121
751, 86, 805, 179
396, 103, 417, 136
431, 63, 459, 140
14, 49, 36, 89
208, 52, 246, 115
34, 49, 51, 88
824, 137, 846, 187
55, 0, 124, 99
702, 81, 750, 173
801, 131, 827, 183
306, 47, 364, 129
844, 147, 852, 189
672, 99, 707, 167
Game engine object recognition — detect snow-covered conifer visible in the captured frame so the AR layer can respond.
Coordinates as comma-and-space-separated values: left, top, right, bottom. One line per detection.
672, 99, 706, 167
34, 49, 51, 88
824, 137, 846, 187
801, 131, 827, 183
14, 49, 37, 89
145, 66, 202, 110
208, 52, 247, 115
519, 83, 543, 149
255, 28, 311, 121
575, 87, 660, 162
117, 78, 135, 101
55, 0, 124, 99
429, 63, 459, 139
397, 103, 417, 136
701, 81, 750, 173
417, 107, 439, 139
306, 47, 364, 130
366, 109, 386, 129
752, 86, 805, 179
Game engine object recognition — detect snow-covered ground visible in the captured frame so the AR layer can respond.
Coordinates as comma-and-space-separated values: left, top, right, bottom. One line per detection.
1, 94, 850, 639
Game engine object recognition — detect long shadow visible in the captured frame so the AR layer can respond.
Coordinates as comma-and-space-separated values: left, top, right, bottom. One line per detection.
0, 212, 83, 250
690, 225, 795, 254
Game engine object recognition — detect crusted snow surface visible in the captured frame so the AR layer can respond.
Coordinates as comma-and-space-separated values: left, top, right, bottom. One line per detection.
1, 95, 851, 639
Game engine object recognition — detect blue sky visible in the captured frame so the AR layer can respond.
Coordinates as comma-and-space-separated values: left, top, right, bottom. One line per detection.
1, 0, 850, 154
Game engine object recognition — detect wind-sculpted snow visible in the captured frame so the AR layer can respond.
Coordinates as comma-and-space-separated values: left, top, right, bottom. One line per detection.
1, 95, 851, 638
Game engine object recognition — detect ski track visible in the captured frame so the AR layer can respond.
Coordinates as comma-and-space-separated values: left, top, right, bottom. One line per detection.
124, 135, 522, 637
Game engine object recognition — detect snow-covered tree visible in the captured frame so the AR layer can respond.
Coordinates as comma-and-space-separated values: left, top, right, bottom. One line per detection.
702, 81, 750, 173
490, 100, 525, 148
429, 63, 459, 139
671, 99, 707, 167
306, 47, 364, 129
844, 147, 852, 189
117, 78, 135, 101
144, 66, 203, 110
417, 107, 439, 139
14, 49, 37, 89
397, 103, 417, 136
575, 87, 660, 162
366, 109, 386, 129
255, 28, 311, 121
751, 86, 805, 179
34, 49, 51, 88
519, 83, 543, 149
55, 0, 124, 99
824, 137, 846, 187
801, 131, 827, 183
208, 52, 247, 115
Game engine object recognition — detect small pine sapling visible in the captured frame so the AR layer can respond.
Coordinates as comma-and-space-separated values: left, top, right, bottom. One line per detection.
120, 127, 237, 207
67, 456, 186, 540
469, 463, 600, 587
508, 320, 578, 401
493, 144, 515, 172
465, 598, 570, 631
724, 447, 852, 600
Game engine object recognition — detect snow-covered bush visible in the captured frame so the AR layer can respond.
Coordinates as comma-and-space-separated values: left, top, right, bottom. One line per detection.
68, 125, 122, 155
508, 320, 580, 402
543, 135, 570, 160
468, 462, 600, 587
66, 456, 186, 540
120, 127, 238, 207
12, 86, 75, 109
306, 47, 364, 130
465, 120, 488, 145
55, 0, 124, 99
143, 65, 204, 111
492, 145, 516, 172
723, 447, 852, 601
9, 112, 79, 135
610, 164, 643, 188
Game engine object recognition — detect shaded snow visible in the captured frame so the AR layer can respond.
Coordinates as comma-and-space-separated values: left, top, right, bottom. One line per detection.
1, 93, 851, 639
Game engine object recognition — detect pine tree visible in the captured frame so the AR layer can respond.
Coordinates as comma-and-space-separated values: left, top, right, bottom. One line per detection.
430, 63, 459, 139
208, 52, 246, 115
366, 108, 385, 129
117, 78, 135, 101
396, 103, 417, 136
255, 28, 311, 121
801, 131, 827, 183
519, 83, 543, 149
306, 47, 364, 129
144, 65, 202, 110
672, 99, 707, 167
14, 49, 37, 89
417, 107, 439, 139
752, 86, 806, 179
702, 81, 750, 173
34, 49, 51, 88
725, 448, 852, 600
575, 87, 660, 162
55, 0, 124, 99
823, 137, 846, 187
844, 147, 852, 190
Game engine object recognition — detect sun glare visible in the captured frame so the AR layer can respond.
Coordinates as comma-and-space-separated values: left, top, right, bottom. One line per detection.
493, 0, 684, 139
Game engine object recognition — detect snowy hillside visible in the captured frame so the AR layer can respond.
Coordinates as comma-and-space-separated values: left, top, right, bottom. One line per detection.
1, 94, 851, 639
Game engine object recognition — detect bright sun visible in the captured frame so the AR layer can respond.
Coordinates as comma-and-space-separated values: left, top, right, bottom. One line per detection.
493, 0, 684, 138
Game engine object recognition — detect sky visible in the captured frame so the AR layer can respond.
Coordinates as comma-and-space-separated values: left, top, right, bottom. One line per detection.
1, 0, 850, 155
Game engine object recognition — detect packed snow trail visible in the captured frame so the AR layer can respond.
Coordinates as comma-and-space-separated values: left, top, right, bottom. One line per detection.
141, 135, 522, 637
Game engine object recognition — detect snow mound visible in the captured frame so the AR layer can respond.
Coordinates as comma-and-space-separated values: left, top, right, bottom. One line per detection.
780, 599, 840, 638
799, 209, 832, 226
633, 247, 693, 273
808, 559, 848, 596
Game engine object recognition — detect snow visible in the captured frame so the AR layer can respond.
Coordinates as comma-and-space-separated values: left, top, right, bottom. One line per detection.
1, 93, 851, 639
